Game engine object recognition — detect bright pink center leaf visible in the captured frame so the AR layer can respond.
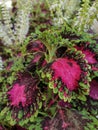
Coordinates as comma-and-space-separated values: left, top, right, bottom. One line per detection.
8, 83, 26, 107
51, 58, 81, 90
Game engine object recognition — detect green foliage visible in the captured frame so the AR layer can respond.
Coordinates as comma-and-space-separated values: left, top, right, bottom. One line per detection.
28, 117, 43, 130
0, 0, 98, 130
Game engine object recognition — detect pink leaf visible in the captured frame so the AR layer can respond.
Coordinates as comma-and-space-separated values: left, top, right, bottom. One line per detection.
8, 84, 26, 107
51, 58, 81, 90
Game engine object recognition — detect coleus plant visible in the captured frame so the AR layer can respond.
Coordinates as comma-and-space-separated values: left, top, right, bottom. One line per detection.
0, 25, 98, 130
0, 1, 98, 130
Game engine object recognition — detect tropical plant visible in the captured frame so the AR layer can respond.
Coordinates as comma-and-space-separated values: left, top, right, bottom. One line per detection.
0, 0, 98, 130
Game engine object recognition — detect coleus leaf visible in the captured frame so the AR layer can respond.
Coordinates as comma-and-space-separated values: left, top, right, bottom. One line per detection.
75, 42, 98, 71
7, 72, 42, 124
43, 48, 90, 102
27, 40, 46, 53
27, 52, 47, 72
51, 58, 81, 91
89, 78, 98, 100
8, 84, 26, 107
26, 40, 47, 72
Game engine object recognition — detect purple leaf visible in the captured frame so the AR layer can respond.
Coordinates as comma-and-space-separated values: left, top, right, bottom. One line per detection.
90, 79, 98, 100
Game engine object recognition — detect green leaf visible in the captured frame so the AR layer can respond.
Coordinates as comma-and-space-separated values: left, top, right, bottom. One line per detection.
18, 111, 23, 119
79, 82, 88, 89
78, 95, 87, 101
30, 116, 35, 122
39, 102, 42, 109
29, 124, 35, 130
49, 82, 54, 89
35, 125, 42, 130
6, 111, 11, 121
84, 126, 90, 130
19, 120, 25, 126
34, 110, 38, 117
53, 87, 58, 94
59, 92, 64, 99
9, 119, 16, 126
0, 107, 8, 116
41, 72, 46, 78
23, 118, 29, 124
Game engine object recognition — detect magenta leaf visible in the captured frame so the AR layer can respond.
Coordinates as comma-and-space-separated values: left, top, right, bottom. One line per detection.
7, 72, 42, 120
82, 50, 97, 64
76, 43, 98, 71
8, 84, 26, 107
51, 58, 82, 91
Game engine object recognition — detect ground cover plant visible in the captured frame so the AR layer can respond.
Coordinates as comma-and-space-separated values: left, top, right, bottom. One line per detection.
0, 0, 98, 130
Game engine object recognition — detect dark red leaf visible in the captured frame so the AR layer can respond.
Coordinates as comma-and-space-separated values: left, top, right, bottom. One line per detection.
90, 78, 98, 100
